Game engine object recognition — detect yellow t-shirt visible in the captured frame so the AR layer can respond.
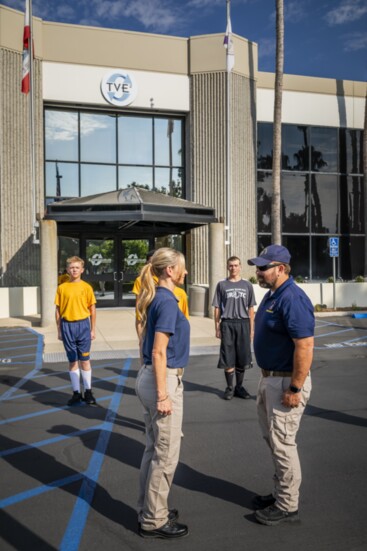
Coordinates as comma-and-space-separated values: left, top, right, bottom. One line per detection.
55, 280, 96, 321
132, 275, 189, 319
58, 273, 70, 285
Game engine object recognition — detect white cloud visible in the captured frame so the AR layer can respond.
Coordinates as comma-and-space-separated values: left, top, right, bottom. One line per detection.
258, 37, 275, 58
325, 0, 367, 26
343, 32, 367, 51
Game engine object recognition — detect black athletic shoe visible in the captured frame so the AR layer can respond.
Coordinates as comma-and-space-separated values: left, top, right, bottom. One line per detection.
253, 494, 276, 509
139, 520, 188, 539
67, 391, 83, 406
138, 509, 178, 529
223, 387, 234, 400
84, 389, 97, 406
255, 505, 299, 526
234, 386, 251, 399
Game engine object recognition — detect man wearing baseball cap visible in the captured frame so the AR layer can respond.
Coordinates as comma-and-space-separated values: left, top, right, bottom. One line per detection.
247, 245, 315, 526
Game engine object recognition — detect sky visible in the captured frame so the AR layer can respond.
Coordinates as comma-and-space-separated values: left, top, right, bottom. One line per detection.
2, 0, 367, 82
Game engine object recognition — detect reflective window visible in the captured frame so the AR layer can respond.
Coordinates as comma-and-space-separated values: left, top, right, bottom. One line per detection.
282, 125, 309, 171
257, 172, 272, 232
282, 236, 310, 280
311, 174, 338, 233
340, 237, 365, 280
311, 237, 334, 280
310, 127, 338, 172
257, 122, 273, 169
45, 110, 78, 161
155, 168, 183, 197
80, 113, 116, 163
119, 166, 153, 190
81, 165, 116, 196
58, 236, 80, 272
45, 162, 79, 198
155, 234, 184, 252
118, 116, 152, 164
282, 173, 309, 232
340, 176, 364, 234
155, 118, 183, 166
339, 129, 364, 175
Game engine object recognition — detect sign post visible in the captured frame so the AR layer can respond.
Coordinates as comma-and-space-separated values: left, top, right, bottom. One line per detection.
328, 237, 339, 310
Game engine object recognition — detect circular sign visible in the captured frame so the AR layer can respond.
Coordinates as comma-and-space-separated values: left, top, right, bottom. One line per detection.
101, 71, 137, 107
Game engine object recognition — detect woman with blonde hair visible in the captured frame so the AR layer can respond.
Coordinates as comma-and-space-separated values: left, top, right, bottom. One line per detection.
135, 247, 190, 539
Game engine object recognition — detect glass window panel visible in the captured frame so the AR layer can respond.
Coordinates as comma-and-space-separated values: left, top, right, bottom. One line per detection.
310, 174, 338, 233
119, 166, 153, 190
118, 116, 152, 164
155, 167, 183, 197
80, 113, 116, 163
58, 236, 80, 273
282, 125, 309, 171
155, 235, 184, 252
282, 236, 310, 280
45, 162, 79, 198
257, 122, 273, 169
340, 237, 365, 280
45, 110, 78, 161
310, 127, 338, 172
340, 176, 364, 234
257, 171, 272, 232
282, 173, 309, 232
154, 118, 183, 166
81, 165, 116, 196
345, 129, 363, 175
311, 237, 334, 280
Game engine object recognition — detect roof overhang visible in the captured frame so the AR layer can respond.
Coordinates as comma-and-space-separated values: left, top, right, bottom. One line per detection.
46, 188, 217, 235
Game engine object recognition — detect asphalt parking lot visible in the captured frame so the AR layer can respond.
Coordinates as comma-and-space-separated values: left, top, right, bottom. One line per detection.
1, 316, 367, 551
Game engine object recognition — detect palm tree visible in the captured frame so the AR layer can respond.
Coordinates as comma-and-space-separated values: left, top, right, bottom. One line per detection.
271, 0, 284, 244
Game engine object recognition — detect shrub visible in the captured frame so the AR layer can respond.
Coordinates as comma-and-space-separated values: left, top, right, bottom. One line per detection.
295, 275, 304, 283
327, 276, 334, 283
314, 304, 327, 312
249, 276, 257, 284
354, 275, 365, 283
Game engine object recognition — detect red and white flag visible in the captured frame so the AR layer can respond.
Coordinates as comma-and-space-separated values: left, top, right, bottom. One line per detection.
21, 0, 31, 94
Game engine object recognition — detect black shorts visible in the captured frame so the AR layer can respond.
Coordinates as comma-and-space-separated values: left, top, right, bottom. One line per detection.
217, 319, 252, 369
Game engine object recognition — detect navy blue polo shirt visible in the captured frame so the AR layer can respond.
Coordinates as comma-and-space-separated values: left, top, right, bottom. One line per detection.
254, 277, 314, 372
143, 286, 190, 368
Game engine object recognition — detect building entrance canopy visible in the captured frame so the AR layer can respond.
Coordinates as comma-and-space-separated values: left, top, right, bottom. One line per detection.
46, 187, 217, 236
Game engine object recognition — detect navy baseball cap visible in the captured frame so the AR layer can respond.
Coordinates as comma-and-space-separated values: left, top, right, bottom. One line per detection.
247, 245, 291, 267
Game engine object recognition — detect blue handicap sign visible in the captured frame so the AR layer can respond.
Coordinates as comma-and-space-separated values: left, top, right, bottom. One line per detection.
329, 237, 339, 257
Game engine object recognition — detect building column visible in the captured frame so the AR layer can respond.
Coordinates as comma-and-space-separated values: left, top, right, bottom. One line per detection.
40, 220, 58, 327
208, 222, 225, 319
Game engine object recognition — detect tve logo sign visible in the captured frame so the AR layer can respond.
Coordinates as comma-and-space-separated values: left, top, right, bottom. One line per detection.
101, 71, 137, 107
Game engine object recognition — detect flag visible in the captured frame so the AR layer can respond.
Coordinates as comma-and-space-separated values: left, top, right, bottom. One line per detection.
21, 0, 31, 94
223, 3, 235, 72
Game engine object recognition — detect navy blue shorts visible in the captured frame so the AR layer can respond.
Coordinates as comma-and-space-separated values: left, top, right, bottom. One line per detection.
61, 318, 91, 363
217, 318, 252, 369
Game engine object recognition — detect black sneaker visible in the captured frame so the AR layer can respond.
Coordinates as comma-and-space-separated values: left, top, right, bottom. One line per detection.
84, 389, 97, 406
234, 386, 251, 399
139, 520, 188, 539
255, 505, 299, 526
223, 387, 234, 400
253, 494, 276, 509
67, 391, 83, 406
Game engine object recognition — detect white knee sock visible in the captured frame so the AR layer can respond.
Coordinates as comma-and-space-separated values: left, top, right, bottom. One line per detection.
81, 369, 92, 390
69, 369, 81, 392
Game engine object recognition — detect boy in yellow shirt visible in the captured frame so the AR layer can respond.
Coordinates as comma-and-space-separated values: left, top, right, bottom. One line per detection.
55, 256, 97, 406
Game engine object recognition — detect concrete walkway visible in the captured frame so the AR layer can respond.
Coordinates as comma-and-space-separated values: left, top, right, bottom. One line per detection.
0, 308, 219, 361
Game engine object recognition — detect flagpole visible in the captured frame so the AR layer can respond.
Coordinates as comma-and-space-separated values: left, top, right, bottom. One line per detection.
28, 0, 39, 243
225, 0, 232, 257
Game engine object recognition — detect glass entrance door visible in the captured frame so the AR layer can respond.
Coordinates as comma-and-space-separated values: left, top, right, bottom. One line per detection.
83, 237, 151, 307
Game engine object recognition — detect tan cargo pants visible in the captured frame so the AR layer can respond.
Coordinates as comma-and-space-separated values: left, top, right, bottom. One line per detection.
257, 373, 312, 512
135, 364, 184, 530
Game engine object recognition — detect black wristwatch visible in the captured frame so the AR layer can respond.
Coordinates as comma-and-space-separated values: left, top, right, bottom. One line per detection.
289, 384, 302, 393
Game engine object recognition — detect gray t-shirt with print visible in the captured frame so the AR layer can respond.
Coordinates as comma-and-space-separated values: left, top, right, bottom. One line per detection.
212, 278, 256, 319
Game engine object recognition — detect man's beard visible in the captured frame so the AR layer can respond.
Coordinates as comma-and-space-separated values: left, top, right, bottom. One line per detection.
257, 278, 272, 289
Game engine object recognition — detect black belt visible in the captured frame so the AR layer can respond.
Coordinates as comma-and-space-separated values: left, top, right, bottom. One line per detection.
261, 369, 292, 378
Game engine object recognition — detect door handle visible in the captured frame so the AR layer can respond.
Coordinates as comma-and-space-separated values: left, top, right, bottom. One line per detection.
120, 272, 123, 282
113, 272, 118, 281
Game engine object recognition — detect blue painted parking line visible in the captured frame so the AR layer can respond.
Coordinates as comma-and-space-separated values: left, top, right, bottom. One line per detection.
0, 395, 112, 426
0, 425, 104, 458
59, 358, 131, 551
4, 375, 120, 401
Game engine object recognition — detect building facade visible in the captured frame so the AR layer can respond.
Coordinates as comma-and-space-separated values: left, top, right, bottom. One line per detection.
0, 5, 365, 318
